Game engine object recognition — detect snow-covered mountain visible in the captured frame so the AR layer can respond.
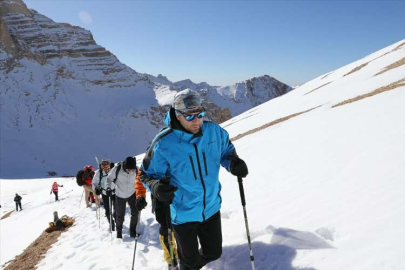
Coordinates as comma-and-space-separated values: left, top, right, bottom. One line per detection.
1, 39, 404, 270
146, 73, 292, 116
0, 0, 290, 178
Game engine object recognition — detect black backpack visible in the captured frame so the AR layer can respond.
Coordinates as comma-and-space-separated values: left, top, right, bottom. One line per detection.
76, 170, 85, 186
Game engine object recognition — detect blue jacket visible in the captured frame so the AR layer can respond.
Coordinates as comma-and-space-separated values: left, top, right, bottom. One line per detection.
142, 108, 235, 224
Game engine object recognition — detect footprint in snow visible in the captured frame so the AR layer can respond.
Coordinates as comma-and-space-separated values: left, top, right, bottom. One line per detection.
65, 251, 76, 259
49, 263, 63, 270
146, 217, 154, 225
72, 241, 86, 248
221, 211, 232, 219
315, 227, 335, 241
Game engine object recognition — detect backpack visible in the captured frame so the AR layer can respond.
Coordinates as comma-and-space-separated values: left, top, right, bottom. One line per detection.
76, 166, 95, 186
112, 160, 138, 183
76, 170, 85, 186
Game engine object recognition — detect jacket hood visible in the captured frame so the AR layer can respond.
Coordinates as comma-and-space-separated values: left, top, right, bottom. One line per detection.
164, 107, 190, 133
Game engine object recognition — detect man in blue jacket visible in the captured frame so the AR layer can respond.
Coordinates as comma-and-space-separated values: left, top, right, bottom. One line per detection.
141, 89, 248, 270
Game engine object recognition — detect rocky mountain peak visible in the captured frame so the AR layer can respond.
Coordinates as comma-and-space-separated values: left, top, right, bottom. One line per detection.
0, 0, 31, 17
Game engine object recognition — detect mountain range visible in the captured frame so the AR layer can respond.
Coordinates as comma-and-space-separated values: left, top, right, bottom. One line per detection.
0, 0, 291, 178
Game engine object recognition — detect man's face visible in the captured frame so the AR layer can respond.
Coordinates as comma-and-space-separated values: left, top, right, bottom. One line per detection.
101, 163, 110, 172
126, 169, 136, 174
176, 110, 204, 134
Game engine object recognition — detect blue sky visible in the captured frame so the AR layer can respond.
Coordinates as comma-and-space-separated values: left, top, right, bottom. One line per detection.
25, 0, 405, 87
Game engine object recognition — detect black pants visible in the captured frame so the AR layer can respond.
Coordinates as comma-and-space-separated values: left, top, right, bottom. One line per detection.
53, 191, 59, 201
102, 194, 116, 224
154, 197, 170, 237
173, 211, 222, 270
115, 193, 139, 234
15, 202, 22, 211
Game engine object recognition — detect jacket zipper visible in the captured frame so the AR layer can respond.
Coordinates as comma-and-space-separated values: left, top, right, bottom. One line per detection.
189, 156, 197, 180
202, 151, 208, 175
193, 144, 206, 221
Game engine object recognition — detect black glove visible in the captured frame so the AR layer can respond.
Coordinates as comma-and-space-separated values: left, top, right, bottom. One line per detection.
151, 176, 177, 203
135, 197, 147, 211
95, 186, 102, 196
229, 156, 249, 178
106, 188, 113, 197
61, 185, 64, 187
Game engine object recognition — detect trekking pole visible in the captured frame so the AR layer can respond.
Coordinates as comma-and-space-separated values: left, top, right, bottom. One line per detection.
237, 176, 256, 270
79, 190, 84, 207
109, 196, 113, 244
165, 203, 176, 270
95, 155, 100, 225
62, 186, 69, 198
131, 211, 142, 270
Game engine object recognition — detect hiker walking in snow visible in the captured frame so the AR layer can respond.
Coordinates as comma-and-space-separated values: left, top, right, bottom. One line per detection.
92, 158, 116, 230
81, 165, 100, 207
14, 193, 22, 211
106, 156, 140, 239
50, 182, 63, 201
141, 89, 249, 270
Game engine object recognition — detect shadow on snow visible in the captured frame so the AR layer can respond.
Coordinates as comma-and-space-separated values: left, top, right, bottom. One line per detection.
207, 226, 334, 270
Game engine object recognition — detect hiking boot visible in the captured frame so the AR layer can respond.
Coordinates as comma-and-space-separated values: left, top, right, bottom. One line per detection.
117, 231, 122, 239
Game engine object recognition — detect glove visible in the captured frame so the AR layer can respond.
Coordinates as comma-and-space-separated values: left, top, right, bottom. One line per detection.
151, 176, 177, 203
229, 156, 249, 178
95, 186, 102, 196
106, 188, 113, 197
50, 191, 52, 194
135, 197, 147, 211
61, 185, 64, 187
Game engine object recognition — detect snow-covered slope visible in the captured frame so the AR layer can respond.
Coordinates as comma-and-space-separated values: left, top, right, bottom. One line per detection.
0, 0, 290, 178
1, 39, 405, 269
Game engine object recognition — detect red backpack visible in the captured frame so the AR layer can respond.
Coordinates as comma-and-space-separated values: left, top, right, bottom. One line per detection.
76, 165, 95, 186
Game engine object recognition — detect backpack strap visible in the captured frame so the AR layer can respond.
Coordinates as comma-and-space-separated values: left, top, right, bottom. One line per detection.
98, 169, 103, 186
113, 163, 122, 184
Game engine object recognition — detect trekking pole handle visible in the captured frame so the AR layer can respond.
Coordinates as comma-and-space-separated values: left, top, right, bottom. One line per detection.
237, 176, 246, 207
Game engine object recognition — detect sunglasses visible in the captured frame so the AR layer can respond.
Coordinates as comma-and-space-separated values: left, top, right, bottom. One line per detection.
179, 111, 206, 121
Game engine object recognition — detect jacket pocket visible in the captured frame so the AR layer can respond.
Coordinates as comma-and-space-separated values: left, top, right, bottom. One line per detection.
202, 151, 208, 176
189, 156, 197, 180
173, 193, 184, 224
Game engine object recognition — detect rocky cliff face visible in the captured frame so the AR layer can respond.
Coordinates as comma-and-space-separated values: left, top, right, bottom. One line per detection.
0, 0, 291, 178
